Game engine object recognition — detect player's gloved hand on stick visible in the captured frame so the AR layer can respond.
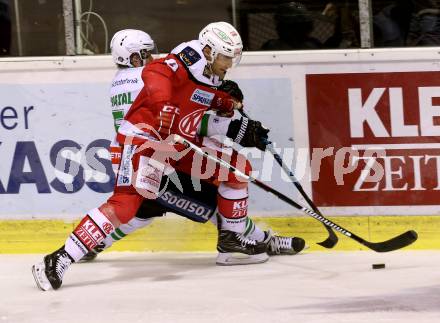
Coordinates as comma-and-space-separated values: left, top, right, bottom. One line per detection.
210, 91, 236, 113
218, 80, 244, 103
227, 117, 270, 151
216, 80, 244, 117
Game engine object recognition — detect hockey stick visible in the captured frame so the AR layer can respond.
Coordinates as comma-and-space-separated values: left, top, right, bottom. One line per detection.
173, 134, 418, 252
237, 109, 337, 248
264, 140, 338, 248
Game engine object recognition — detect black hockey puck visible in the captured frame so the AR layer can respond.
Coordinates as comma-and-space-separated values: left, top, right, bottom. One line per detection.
372, 263, 385, 269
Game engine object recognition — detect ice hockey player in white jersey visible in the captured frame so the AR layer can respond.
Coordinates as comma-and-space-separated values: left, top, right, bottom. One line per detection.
109, 29, 155, 134
80, 29, 158, 261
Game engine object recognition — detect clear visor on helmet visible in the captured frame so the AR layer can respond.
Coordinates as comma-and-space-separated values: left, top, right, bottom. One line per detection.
145, 44, 159, 55
129, 46, 157, 67
140, 49, 152, 60
129, 50, 152, 67
232, 48, 242, 67
216, 48, 242, 68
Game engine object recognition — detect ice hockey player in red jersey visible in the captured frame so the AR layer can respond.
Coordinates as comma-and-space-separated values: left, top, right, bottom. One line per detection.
31, 22, 306, 291
79, 28, 305, 262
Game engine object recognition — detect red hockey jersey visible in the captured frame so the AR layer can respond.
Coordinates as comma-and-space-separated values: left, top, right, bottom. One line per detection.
117, 40, 231, 146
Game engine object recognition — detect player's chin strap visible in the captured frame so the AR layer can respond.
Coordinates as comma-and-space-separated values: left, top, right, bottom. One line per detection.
203, 58, 217, 83
172, 133, 418, 252
236, 109, 337, 248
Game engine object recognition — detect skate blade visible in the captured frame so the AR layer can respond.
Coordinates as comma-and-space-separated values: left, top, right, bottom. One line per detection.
290, 243, 310, 255
216, 252, 269, 266
78, 252, 98, 263
32, 262, 51, 291
293, 243, 310, 255
267, 243, 310, 256
287, 243, 311, 255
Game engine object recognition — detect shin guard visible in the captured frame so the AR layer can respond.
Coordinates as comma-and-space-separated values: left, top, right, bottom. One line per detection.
65, 208, 115, 262
217, 184, 248, 233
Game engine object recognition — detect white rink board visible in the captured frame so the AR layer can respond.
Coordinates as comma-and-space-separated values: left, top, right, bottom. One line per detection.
0, 57, 116, 220
1, 49, 440, 220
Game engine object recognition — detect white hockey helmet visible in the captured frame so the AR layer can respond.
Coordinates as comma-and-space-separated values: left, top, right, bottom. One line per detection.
199, 22, 243, 66
110, 29, 156, 67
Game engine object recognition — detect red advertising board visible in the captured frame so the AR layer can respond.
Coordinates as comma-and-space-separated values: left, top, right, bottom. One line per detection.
306, 71, 440, 206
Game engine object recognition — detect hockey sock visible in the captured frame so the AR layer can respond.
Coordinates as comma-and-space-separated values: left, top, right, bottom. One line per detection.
103, 217, 154, 249
217, 183, 248, 233
65, 208, 115, 262
242, 218, 266, 242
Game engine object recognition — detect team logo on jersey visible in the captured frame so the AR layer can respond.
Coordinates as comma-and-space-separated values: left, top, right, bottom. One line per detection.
178, 46, 201, 66
179, 109, 205, 137
190, 89, 215, 107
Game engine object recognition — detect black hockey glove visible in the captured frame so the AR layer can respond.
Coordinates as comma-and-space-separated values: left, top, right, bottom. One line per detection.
218, 80, 244, 103
226, 117, 270, 151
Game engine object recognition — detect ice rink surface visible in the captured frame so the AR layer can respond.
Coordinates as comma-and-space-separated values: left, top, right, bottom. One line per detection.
1, 251, 439, 323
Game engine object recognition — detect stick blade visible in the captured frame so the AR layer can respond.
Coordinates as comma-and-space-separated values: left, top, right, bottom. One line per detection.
364, 230, 418, 252
317, 226, 338, 248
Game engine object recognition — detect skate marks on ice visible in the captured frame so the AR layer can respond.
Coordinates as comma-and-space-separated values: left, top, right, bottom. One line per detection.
1, 251, 440, 323
70, 253, 217, 287
287, 286, 440, 313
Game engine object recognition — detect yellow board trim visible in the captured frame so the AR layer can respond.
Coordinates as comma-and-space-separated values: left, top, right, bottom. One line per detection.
0, 215, 438, 253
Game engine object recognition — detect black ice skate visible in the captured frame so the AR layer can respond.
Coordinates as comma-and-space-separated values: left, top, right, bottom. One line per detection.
216, 230, 269, 265
32, 246, 73, 291
265, 230, 307, 255
80, 242, 106, 262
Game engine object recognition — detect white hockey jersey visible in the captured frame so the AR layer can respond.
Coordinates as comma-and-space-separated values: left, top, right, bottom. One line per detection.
110, 66, 144, 132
